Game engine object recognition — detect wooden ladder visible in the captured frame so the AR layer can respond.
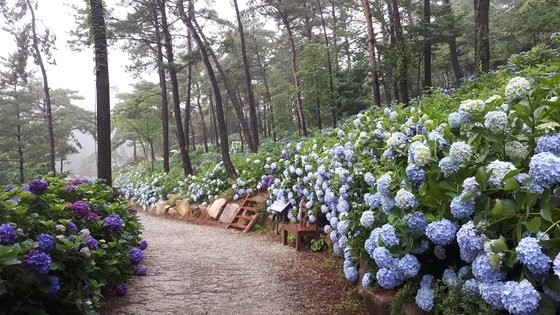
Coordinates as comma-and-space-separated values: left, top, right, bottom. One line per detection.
227, 196, 260, 232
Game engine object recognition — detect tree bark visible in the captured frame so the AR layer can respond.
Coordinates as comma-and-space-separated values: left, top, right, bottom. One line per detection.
423, 0, 432, 89
178, 0, 236, 178
233, 0, 258, 151
361, 0, 382, 106
158, 0, 193, 176
184, 32, 193, 152
27, 0, 55, 174
195, 83, 209, 153
208, 87, 219, 145
318, 0, 337, 126
474, 0, 490, 73
89, 0, 112, 183
390, 0, 409, 105
15, 87, 24, 184
255, 42, 276, 142
152, 5, 169, 173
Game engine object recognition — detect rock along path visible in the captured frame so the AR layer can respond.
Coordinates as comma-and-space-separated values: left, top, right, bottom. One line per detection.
104, 213, 336, 315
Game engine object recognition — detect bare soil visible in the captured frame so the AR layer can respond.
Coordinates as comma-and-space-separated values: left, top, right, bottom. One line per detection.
103, 212, 367, 315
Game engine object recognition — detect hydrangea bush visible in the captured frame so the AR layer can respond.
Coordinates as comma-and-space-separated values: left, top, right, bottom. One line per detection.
0, 177, 145, 313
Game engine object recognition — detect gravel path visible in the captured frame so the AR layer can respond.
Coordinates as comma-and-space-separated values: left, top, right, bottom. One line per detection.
104, 213, 337, 315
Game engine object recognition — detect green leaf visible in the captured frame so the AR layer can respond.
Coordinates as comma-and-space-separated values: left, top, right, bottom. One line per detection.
526, 217, 542, 233
475, 167, 488, 189
504, 252, 517, 269
545, 278, 560, 291
488, 253, 501, 269
491, 236, 508, 253
491, 199, 503, 216
0, 257, 20, 266
504, 177, 520, 191
535, 293, 556, 315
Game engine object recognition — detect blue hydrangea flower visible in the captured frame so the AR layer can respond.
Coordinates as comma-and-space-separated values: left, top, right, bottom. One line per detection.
462, 279, 479, 296
462, 177, 479, 193
529, 152, 560, 189
535, 134, 560, 154
449, 141, 472, 164
364, 172, 376, 186
472, 253, 505, 283
395, 189, 416, 210
479, 282, 505, 310
501, 280, 540, 315
434, 245, 447, 260
362, 272, 374, 287
420, 274, 434, 288
337, 199, 350, 213
381, 195, 396, 215
28, 179, 49, 194
484, 111, 509, 133
377, 268, 403, 289
439, 157, 460, 177
554, 253, 560, 279
22, 250, 51, 275
360, 211, 375, 228
456, 221, 484, 263
0, 223, 17, 245
380, 224, 400, 247
337, 220, 349, 235
442, 268, 459, 287
448, 111, 470, 129
402, 212, 427, 235
372, 247, 396, 269
416, 275, 435, 311
330, 230, 339, 243
406, 164, 425, 188
426, 219, 457, 245
115, 283, 128, 297
103, 214, 125, 231
47, 276, 60, 294
364, 193, 382, 209
412, 239, 430, 254
516, 236, 551, 276
458, 266, 471, 279
397, 254, 420, 280
450, 194, 475, 219
377, 174, 392, 195
129, 247, 144, 265
36, 234, 55, 252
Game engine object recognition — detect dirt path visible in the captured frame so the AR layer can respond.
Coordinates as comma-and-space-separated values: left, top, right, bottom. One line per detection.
103, 213, 362, 315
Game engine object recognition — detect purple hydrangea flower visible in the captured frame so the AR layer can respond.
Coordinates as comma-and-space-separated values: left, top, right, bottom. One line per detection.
47, 276, 60, 294
28, 179, 49, 194
139, 240, 148, 250
36, 234, 55, 252
66, 222, 78, 233
425, 219, 457, 245
115, 283, 128, 297
85, 235, 99, 250
128, 207, 138, 213
3, 185, 15, 192
135, 265, 147, 276
129, 247, 144, 265
70, 201, 92, 217
516, 236, 551, 276
103, 214, 125, 231
0, 223, 17, 245
22, 250, 52, 275
501, 280, 540, 315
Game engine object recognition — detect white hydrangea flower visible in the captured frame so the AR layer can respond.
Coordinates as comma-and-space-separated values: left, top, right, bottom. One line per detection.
449, 141, 472, 164
387, 132, 407, 148
486, 160, 516, 187
484, 111, 509, 133
459, 99, 485, 113
504, 77, 530, 99
536, 122, 560, 134
409, 142, 431, 166
505, 141, 529, 160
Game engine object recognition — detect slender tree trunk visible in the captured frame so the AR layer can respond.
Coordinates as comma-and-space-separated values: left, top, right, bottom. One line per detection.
474, 0, 490, 73
158, 0, 193, 176
318, 0, 337, 126
89, 0, 112, 183
254, 42, 275, 141
390, 0, 409, 105
386, 0, 400, 102
423, 0, 432, 89
233, 0, 258, 151
60, 157, 64, 173
282, 16, 308, 136
361, 0, 382, 106
328, 0, 339, 71
208, 87, 219, 146
340, 7, 352, 68
190, 112, 195, 150
133, 140, 137, 162
195, 84, 209, 153
152, 6, 169, 173
178, 0, 236, 178
184, 32, 192, 150
15, 89, 24, 184
191, 16, 254, 150
315, 77, 322, 129
27, 0, 55, 174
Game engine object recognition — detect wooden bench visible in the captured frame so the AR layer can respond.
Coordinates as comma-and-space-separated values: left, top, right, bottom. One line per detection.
282, 213, 319, 251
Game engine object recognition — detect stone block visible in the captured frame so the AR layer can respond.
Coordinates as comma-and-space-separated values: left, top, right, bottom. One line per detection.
207, 198, 228, 219
218, 203, 240, 224
177, 199, 190, 217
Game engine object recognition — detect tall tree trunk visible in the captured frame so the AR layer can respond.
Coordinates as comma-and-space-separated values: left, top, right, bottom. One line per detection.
318, 0, 337, 126
184, 32, 192, 150
474, 0, 490, 73
443, 0, 463, 84
89, 0, 112, 183
340, 7, 352, 68
191, 16, 254, 150
195, 83, 209, 153
390, 0, 409, 105
190, 112, 196, 150
361, 0, 382, 106
386, 0, 400, 102
178, 0, 236, 178
423, 0, 432, 89
282, 16, 308, 136
255, 42, 276, 142
27, 0, 55, 174
233, 0, 258, 151
208, 87, 219, 145
152, 5, 169, 173
15, 88, 24, 184
158, 0, 193, 176
133, 140, 137, 162
60, 157, 64, 173
315, 77, 323, 129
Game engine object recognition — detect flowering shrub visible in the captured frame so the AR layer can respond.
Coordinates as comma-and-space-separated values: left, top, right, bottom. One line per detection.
0, 177, 145, 313
263, 48, 560, 313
